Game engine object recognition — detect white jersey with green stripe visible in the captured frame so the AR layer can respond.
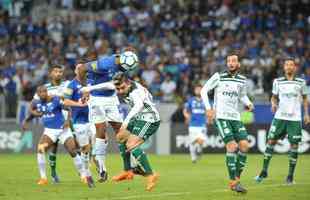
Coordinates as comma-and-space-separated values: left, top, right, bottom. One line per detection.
201, 71, 252, 121
273, 77, 308, 121
33, 81, 69, 100
123, 81, 160, 124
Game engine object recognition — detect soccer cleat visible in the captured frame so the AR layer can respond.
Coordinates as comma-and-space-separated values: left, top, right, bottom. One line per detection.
112, 171, 134, 182
51, 173, 60, 183
81, 176, 87, 184
37, 178, 48, 185
255, 170, 268, 183
86, 176, 95, 188
229, 181, 247, 194
286, 175, 295, 185
98, 171, 108, 183
146, 173, 159, 191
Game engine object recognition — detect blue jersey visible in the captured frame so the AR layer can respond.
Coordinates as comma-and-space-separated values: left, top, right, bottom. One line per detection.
184, 97, 206, 127
86, 55, 119, 97
32, 96, 64, 129
63, 78, 89, 124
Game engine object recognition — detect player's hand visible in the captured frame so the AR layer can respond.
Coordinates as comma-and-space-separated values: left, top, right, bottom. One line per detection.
246, 103, 254, 112
77, 98, 88, 107
271, 103, 277, 113
206, 109, 215, 124
304, 114, 310, 125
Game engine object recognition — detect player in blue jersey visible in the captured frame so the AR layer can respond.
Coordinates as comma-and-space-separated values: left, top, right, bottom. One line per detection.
183, 84, 208, 163
76, 54, 128, 182
24, 65, 68, 183
23, 85, 88, 186
63, 64, 95, 187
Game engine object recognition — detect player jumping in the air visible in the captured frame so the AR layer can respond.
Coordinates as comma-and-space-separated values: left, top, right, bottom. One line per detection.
183, 84, 208, 163
77, 51, 136, 182
255, 58, 310, 184
23, 86, 88, 186
24, 65, 69, 183
112, 73, 160, 191
63, 64, 95, 187
201, 54, 253, 193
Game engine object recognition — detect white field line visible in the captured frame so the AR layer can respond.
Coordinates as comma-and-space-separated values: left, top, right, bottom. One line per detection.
87, 182, 310, 200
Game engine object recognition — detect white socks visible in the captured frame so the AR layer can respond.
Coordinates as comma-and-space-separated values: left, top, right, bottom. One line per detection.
189, 143, 197, 162
95, 138, 108, 173
73, 154, 85, 177
37, 153, 47, 179
81, 152, 91, 177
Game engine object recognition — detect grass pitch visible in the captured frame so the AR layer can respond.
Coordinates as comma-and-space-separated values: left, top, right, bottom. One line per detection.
0, 154, 309, 200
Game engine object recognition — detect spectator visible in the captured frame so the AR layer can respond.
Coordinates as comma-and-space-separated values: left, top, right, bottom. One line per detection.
160, 74, 176, 102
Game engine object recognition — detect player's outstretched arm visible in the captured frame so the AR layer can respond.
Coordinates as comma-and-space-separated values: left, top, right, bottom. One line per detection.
80, 81, 116, 93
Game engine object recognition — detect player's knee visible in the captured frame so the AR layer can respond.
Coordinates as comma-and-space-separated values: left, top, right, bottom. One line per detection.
290, 144, 298, 149
196, 138, 204, 145
226, 142, 238, 152
239, 140, 249, 152
81, 144, 91, 153
267, 140, 276, 145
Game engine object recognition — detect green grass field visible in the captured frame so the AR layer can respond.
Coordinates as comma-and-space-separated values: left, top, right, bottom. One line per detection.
0, 154, 309, 200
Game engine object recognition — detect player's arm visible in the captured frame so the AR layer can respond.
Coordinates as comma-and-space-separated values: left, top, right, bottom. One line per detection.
121, 90, 145, 129
201, 72, 220, 122
270, 79, 279, 113
183, 102, 191, 125
80, 81, 115, 93
240, 83, 254, 111
302, 95, 310, 124
301, 80, 310, 124
63, 87, 87, 107
22, 100, 42, 131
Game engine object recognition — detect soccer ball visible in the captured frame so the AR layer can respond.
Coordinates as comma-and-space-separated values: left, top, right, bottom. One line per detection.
119, 51, 139, 71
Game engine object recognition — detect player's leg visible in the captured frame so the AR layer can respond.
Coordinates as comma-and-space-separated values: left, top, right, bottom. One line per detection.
62, 135, 91, 186
74, 123, 95, 186
37, 133, 54, 185
189, 127, 199, 163
88, 97, 109, 182
48, 141, 59, 183
256, 119, 285, 183
126, 120, 160, 191
215, 119, 246, 193
94, 122, 109, 182
286, 121, 302, 184
233, 121, 249, 180
110, 121, 135, 181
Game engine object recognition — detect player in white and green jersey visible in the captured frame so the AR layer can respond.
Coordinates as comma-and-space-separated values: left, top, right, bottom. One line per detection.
201, 54, 254, 193
27, 65, 69, 183
255, 58, 310, 184
111, 73, 160, 191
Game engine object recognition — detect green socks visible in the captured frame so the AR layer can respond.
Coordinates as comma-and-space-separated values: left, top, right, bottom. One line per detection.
236, 151, 247, 178
263, 144, 274, 172
131, 147, 153, 175
226, 152, 237, 180
48, 153, 57, 176
118, 143, 131, 171
288, 148, 298, 177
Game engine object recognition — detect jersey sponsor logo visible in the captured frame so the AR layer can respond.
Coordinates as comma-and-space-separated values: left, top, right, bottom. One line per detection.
222, 91, 238, 98
281, 92, 298, 98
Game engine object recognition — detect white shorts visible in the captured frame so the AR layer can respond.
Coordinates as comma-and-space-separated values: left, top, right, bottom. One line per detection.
189, 126, 207, 144
73, 123, 94, 147
88, 95, 123, 124
43, 128, 73, 144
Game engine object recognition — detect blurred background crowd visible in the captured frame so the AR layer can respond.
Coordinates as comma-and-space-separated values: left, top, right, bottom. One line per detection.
0, 0, 309, 119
